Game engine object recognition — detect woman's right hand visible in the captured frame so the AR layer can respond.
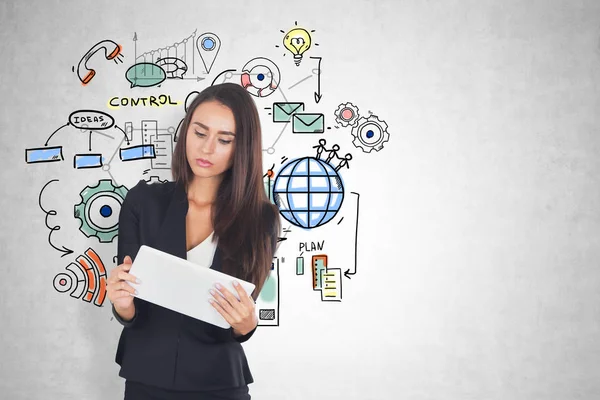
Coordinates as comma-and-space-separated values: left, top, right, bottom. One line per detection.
107, 256, 139, 312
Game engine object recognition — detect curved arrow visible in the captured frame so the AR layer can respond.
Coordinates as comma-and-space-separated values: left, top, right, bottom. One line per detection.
309, 56, 322, 103
211, 69, 236, 86
45, 122, 70, 146
39, 179, 74, 257
48, 226, 74, 257
114, 125, 130, 145
344, 192, 360, 279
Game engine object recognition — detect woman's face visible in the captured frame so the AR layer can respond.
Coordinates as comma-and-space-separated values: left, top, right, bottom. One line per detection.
185, 100, 236, 181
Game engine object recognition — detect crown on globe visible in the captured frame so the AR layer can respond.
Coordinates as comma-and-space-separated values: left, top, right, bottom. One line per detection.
312, 139, 352, 171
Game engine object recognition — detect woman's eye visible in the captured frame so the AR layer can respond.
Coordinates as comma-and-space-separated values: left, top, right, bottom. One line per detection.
219, 139, 232, 144
194, 131, 206, 137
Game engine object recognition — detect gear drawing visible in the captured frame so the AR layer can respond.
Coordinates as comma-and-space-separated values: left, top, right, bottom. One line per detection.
74, 179, 128, 243
144, 175, 169, 185
334, 102, 360, 127
351, 115, 390, 153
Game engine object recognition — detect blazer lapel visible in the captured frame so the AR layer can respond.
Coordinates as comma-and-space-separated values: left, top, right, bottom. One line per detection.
153, 182, 188, 260
153, 181, 223, 272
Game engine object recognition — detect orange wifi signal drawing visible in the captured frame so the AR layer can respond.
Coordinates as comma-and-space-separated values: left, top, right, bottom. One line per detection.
53, 248, 107, 307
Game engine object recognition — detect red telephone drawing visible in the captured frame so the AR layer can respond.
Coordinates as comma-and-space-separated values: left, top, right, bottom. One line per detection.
76, 40, 124, 85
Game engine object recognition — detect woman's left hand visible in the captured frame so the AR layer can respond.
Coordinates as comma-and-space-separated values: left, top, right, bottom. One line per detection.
209, 281, 257, 336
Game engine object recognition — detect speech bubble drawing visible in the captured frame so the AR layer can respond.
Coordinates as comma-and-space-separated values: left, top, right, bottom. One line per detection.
69, 110, 115, 130
125, 63, 166, 88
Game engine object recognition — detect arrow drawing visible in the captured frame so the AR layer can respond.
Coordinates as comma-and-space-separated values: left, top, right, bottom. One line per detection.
309, 56, 322, 103
344, 192, 360, 279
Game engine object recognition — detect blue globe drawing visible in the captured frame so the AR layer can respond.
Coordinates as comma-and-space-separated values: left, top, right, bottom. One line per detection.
273, 157, 344, 229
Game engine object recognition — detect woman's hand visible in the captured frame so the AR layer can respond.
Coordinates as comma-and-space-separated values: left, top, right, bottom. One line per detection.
209, 281, 257, 336
107, 256, 139, 311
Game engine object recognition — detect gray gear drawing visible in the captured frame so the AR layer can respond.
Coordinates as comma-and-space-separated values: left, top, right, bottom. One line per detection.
334, 102, 360, 127
144, 175, 169, 185
351, 115, 389, 153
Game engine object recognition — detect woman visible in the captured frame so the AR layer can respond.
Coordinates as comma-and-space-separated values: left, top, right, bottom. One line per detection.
106, 83, 281, 399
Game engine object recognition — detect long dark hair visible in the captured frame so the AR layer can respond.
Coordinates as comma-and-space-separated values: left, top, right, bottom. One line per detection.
172, 83, 280, 299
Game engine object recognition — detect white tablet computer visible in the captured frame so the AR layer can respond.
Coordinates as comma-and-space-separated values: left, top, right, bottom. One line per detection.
128, 245, 256, 329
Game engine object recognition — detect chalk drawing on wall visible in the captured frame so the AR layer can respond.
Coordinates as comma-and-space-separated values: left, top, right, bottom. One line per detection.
276, 21, 318, 67
334, 102, 360, 127
272, 102, 304, 123
119, 145, 156, 162
143, 174, 169, 184
273, 140, 350, 230
351, 115, 390, 153
196, 32, 221, 74
126, 30, 213, 88
240, 57, 281, 98
256, 256, 280, 326
73, 39, 124, 86
333, 102, 390, 153
308, 254, 342, 302
53, 248, 108, 307
319, 268, 342, 301
74, 153, 104, 169
120, 119, 175, 169
25, 110, 131, 170
270, 102, 324, 134
210, 69, 236, 86
155, 57, 188, 79
289, 190, 359, 300
342, 191, 360, 280
38, 179, 74, 257
25, 146, 64, 164
292, 112, 324, 134
74, 179, 128, 243
125, 62, 166, 88
27, 24, 383, 314
309, 56, 323, 103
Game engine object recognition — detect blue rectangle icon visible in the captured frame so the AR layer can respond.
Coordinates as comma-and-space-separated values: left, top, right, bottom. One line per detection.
25, 146, 64, 163
120, 145, 155, 161
74, 154, 102, 169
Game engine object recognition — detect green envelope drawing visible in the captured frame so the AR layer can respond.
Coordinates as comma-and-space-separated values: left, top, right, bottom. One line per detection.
273, 102, 304, 123
292, 113, 324, 134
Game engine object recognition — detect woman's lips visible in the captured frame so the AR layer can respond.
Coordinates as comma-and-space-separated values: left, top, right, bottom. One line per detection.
196, 158, 213, 167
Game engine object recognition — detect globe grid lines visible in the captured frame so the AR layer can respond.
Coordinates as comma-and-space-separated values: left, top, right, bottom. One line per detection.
275, 157, 344, 229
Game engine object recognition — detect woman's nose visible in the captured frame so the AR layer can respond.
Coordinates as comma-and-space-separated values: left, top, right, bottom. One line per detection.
202, 137, 216, 153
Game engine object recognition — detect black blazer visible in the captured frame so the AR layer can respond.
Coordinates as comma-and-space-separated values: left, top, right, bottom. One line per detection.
112, 179, 261, 391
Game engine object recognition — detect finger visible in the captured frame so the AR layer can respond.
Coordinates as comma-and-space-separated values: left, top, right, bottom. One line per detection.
209, 297, 234, 324
118, 281, 137, 295
210, 288, 242, 320
124, 255, 132, 264
117, 270, 139, 284
231, 281, 253, 308
214, 284, 240, 309
114, 290, 136, 299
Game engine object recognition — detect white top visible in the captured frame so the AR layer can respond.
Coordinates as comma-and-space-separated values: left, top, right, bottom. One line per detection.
187, 231, 218, 268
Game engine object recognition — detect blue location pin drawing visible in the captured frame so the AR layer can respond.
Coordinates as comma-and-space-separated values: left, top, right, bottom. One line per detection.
196, 32, 221, 74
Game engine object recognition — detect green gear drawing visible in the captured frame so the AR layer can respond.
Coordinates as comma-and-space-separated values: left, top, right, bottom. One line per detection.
74, 179, 128, 243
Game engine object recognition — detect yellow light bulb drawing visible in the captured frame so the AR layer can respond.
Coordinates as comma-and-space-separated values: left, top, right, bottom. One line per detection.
283, 28, 312, 66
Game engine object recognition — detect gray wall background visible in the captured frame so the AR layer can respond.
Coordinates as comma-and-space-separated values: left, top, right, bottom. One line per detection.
1, 0, 600, 399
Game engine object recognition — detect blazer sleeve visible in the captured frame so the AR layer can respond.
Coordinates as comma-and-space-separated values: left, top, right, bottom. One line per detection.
113, 180, 145, 328
232, 324, 257, 343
